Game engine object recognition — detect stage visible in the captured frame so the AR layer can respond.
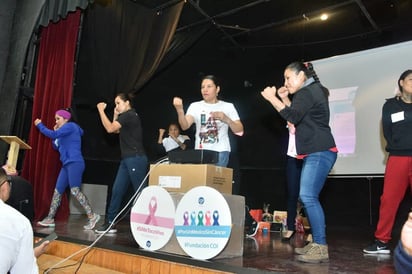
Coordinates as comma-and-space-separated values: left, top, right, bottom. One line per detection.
34, 214, 397, 273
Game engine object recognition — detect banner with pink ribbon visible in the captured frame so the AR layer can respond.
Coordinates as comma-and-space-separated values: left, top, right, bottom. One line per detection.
130, 186, 175, 251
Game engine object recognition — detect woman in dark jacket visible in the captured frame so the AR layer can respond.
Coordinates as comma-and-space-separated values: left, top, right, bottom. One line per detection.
261, 62, 337, 263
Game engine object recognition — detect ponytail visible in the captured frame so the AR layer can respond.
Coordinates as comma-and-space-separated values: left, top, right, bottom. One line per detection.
286, 61, 329, 96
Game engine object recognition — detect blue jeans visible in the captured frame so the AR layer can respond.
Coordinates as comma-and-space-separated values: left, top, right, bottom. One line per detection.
299, 150, 337, 245
216, 151, 230, 167
107, 154, 148, 222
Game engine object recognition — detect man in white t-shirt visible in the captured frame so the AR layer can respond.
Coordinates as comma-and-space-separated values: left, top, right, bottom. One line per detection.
0, 168, 49, 273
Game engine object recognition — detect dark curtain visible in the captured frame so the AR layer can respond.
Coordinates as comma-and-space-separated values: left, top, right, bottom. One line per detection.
36, 0, 93, 27
21, 10, 82, 221
74, 0, 184, 160
74, 0, 184, 105
155, 24, 211, 74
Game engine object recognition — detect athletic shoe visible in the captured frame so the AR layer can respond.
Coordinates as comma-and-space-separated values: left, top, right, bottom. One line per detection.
95, 222, 117, 234
84, 213, 101, 230
297, 243, 329, 263
363, 239, 390, 254
246, 221, 259, 237
295, 242, 314, 255
38, 218, 55, 227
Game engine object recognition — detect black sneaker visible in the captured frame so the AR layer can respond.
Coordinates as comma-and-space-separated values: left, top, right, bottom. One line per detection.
363, 239, 390, 254
95, 222, 117, 234
246, 221, 259, 237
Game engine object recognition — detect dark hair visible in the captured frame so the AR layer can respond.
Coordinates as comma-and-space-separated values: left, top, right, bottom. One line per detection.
116, 92, 135, 107
201, 75, 220, 88
286, 62, 319, 82
59, 107, 78, 123
0, 168, 8, 185
167, 123, 182, 134
286, 61, 329, 96
398, 70, 412, 93
169, 122, 180, 129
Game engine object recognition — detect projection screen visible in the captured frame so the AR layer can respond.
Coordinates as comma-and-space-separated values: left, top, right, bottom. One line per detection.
312, 40, 412, 176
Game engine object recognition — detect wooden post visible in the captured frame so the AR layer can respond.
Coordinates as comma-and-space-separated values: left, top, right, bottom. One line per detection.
0, 136, 31, 169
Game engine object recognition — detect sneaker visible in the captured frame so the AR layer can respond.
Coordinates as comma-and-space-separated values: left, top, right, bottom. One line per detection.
84, 213, 101, 230
363, 239, 390, 254
297, 243, 329, 263
38, 218, 55, 227
95, 222, 117, 234
295, 242, 314, 255
246, 221, 260, 237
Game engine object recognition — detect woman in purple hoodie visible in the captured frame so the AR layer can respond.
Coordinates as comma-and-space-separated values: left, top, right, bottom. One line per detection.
34, 108, 100, 230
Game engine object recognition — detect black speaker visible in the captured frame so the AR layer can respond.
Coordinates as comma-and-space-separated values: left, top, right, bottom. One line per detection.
6, 176, 34, 221
168, 149, 218, 164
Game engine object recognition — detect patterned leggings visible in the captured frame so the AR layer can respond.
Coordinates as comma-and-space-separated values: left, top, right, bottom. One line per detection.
46, 187, 93, 219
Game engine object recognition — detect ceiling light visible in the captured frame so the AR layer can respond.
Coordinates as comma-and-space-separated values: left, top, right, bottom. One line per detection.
320, 13, 328, 21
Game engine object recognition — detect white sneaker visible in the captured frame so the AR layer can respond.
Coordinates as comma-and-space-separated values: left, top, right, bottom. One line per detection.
38, 218, 55, 227
246, 221, 260, 237
84, 213, 101, 230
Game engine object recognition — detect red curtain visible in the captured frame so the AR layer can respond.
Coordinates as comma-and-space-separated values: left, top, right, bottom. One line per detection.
22, 10, 81, 221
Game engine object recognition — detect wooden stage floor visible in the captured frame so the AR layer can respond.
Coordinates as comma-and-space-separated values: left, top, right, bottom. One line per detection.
34, 214, 398, 274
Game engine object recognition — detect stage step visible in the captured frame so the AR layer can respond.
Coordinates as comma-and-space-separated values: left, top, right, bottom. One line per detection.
37, 239, 233, 274
38, 254, 124, 273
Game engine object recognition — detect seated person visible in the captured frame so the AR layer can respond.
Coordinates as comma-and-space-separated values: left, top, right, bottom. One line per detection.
0, 167, 49, 273
395, 212, 412, 273
156, 123, 191, 156
2, 164, 34, 221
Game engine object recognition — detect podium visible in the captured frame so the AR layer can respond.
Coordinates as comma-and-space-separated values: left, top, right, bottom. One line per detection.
0, 136, 31, 169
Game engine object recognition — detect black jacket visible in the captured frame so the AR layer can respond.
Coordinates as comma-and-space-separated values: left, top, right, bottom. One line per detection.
279, 81, 336, 155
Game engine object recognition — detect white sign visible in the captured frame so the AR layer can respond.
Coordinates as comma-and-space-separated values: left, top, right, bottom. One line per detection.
174, 186, 232, 260
130, 186, 175, 250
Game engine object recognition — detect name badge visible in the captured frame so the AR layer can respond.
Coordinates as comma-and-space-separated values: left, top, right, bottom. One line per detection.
391, 111, 404, 123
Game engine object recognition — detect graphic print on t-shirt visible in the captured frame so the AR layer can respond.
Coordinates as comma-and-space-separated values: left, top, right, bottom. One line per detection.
199, 112, 219, 145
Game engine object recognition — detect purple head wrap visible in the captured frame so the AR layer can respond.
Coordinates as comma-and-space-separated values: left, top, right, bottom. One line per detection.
55, 109, 71, 120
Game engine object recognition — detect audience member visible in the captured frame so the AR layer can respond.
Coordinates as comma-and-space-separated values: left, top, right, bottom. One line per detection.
394, 212, 412, 273
0, 168, 49, 273
2, 170, 35, 221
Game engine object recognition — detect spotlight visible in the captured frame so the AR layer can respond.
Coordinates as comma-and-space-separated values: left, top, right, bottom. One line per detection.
320, 13, 328, 21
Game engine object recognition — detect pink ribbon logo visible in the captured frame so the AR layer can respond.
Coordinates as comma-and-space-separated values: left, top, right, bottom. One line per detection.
144, 196, 158, 226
